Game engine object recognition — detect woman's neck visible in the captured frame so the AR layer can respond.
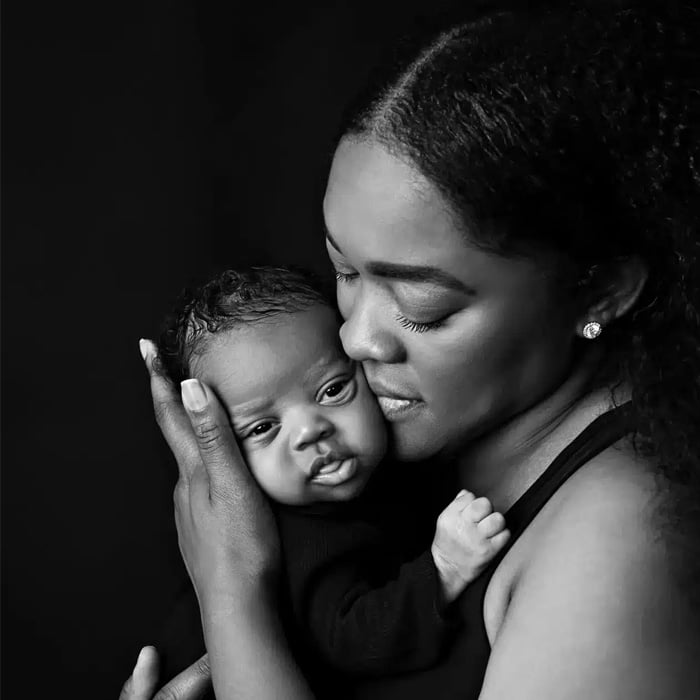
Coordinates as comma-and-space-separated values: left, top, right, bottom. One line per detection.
454, 349, 624, 513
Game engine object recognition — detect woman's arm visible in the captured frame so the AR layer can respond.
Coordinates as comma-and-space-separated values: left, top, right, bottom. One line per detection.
127, 341, 314, 700
201, 584, 313, 699
479, 461, 700, 699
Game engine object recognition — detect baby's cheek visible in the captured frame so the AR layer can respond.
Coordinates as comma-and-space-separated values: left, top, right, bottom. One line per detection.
354, 399, 388, 460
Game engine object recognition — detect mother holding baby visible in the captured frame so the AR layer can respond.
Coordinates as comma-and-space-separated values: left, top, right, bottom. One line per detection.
122, 3, 700, 698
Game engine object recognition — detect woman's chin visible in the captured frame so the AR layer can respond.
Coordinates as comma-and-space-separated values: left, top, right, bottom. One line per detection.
387, 422, 444, 462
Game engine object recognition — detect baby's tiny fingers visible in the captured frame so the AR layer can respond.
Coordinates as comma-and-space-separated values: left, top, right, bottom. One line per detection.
478, 512, 507, 538
464, 496, 493, 521
489, 529, 511, 552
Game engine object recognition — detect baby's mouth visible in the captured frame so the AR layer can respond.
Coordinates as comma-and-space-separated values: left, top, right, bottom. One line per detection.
309, 452, 358, 486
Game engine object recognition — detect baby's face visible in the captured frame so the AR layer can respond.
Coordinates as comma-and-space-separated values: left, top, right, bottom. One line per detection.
191, 304, 388, 505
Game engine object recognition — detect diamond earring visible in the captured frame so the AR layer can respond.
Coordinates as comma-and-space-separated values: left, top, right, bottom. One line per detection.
582, 321, 602, 340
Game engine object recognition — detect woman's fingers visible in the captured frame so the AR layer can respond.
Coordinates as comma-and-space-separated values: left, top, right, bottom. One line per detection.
140, 339, 200, 479
119, 646, 160, 700
119, 648, 212, 700
152, 654, 212, 700
180, 379, 254, 499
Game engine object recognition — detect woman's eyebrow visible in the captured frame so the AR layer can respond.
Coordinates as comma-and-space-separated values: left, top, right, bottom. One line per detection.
325, 229, 474, 294
324, 228, 343, 254
366, 261, 476, 294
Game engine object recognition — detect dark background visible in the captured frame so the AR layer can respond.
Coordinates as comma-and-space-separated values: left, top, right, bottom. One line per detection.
3, 1, 518, 696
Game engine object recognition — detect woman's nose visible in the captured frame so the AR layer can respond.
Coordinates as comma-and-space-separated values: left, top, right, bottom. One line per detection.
292, 414, 335, 452
339, 295, 404, 364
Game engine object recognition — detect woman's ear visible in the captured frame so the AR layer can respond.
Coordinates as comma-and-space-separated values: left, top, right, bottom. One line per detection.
576, 256, 649, 337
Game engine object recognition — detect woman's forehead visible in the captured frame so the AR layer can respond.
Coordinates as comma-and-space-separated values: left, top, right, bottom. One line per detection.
323, 139, 466, 263
323, 139, 558, 295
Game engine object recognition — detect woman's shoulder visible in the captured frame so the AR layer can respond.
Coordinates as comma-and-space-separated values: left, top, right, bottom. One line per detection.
553, 436, 658, 525
480, 442, 700, 698
486, 439, 658, 628
514, 437, 661, 589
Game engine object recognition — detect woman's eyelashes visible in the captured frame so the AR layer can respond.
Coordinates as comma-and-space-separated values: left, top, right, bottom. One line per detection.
333, 265, 454, 333
395, 312, 447, 333
334, 269, 358, 283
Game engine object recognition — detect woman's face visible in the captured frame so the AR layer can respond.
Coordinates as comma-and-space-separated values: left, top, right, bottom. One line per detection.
323, 138, 578, 461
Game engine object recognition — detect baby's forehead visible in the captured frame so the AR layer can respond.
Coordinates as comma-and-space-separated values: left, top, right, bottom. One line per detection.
191, 306, 349, 405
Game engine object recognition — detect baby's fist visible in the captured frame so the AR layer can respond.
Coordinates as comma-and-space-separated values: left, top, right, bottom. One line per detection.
431, 490, 510, 603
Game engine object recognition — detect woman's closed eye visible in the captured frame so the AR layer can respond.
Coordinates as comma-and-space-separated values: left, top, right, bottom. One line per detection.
334, 270, 358, 284
395, 312, 448, 333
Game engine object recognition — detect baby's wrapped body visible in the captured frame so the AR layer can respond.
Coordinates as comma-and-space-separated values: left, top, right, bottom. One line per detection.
275, 462, 462, 684
157, 459, 461, 694
155, 266, 509, 694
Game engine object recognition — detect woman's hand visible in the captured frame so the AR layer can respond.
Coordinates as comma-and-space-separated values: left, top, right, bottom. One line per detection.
119, 647, 211, 700
140, 339, 280, 605
130, 342, 311, 699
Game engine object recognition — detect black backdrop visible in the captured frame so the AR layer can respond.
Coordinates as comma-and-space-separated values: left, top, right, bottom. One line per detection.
3, 1, 520, 696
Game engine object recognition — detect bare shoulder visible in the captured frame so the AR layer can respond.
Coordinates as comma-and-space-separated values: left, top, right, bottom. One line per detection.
480, 442, 700, 699
544, 437, 658, 538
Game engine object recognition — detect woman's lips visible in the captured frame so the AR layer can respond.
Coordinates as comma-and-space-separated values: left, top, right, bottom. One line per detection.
376, 396, 422, 420
367, 379, 423, 421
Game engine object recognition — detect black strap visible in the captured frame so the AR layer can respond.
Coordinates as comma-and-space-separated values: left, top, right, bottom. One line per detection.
499, 402, 634, 559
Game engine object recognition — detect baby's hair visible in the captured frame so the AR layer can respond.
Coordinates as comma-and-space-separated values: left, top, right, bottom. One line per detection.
158, 266, 334, 384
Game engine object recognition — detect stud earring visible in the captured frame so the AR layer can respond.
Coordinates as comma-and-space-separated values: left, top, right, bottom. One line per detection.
582, 321, 602, 340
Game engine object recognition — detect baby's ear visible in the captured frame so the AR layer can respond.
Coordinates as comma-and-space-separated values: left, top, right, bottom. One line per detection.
575, 255, 648, 331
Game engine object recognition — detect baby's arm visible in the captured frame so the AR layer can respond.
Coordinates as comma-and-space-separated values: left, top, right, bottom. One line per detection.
279, 510, 462, 677
431, 490, 511, 604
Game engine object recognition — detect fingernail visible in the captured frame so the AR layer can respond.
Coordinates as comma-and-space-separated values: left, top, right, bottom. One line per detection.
135, 645, 149, 670
139, 339, 151, 363
456, 489, 468, 498
181, 379, 208, 411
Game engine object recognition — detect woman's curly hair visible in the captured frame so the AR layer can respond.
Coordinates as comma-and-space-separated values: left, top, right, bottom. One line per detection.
342, 1, 700, 581
157, 266, 334, 384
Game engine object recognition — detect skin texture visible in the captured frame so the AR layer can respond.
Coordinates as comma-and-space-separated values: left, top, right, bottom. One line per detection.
123, 341, 313, 700
190, 305, 387, 505
123, 140, 698, 698
321, 138, 700, 698
323, 139, 580, 463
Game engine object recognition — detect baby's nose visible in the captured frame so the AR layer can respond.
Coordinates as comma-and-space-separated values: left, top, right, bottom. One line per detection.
292, 416, 335, 452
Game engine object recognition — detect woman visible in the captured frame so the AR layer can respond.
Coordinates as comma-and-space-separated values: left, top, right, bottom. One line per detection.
122, 3, 700, 698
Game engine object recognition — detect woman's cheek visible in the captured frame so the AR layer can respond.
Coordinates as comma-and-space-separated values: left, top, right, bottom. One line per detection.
336, 282, 355, 320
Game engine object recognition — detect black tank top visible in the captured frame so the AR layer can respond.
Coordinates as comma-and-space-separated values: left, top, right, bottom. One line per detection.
345, 402, 635, 700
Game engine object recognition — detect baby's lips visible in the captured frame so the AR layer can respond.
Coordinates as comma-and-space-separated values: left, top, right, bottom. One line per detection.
310, 457, 358, 486
308, 450, 350, 477
317, 460, 342, 475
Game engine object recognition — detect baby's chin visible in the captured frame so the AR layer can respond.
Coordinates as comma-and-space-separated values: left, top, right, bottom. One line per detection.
314, 478, 369, 503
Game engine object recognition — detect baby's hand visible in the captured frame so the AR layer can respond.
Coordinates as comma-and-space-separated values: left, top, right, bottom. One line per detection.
431, 490, 510, 604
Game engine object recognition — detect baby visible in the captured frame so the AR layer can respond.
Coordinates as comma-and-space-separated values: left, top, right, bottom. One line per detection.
158, 266, 509, 683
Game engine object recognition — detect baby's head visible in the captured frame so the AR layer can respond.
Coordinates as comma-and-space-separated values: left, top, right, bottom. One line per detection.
158, 267, 387, 505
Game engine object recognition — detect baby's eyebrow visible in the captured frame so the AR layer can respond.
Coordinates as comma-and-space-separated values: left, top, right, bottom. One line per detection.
303, 353, 352, 384
229, 397, 274, 421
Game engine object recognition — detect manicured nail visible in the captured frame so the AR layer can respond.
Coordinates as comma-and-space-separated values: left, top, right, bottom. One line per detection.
135, 645, 149, 670
139, 339, 150, 362
181, 379, 208, 411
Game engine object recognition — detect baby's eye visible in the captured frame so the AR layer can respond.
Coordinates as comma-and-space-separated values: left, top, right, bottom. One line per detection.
325, 381, 347, 398
248, 422, 273, 437
319, 377, 356, 405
